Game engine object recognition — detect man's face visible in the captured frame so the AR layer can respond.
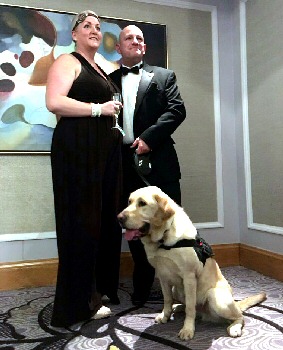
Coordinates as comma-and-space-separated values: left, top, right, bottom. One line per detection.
116, 25, 146, 66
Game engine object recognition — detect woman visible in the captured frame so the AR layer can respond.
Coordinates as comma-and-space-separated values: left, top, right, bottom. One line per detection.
46, 10, 123, 329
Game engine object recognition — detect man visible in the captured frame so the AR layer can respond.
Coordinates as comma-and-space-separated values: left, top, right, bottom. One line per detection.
110, 25, 186, 306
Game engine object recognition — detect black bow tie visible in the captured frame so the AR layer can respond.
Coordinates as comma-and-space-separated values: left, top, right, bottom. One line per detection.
121, 64, 143, 76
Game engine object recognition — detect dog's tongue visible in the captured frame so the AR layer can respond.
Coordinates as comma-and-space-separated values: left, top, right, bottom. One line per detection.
124, 229, 141, 241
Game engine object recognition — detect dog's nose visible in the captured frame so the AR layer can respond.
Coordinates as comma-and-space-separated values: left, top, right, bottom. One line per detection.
117, 212, 126, 225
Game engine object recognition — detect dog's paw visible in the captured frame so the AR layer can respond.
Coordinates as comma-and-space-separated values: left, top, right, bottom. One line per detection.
227, 323, 242, 337
155, 312, 169, 324
178, 326, 195, 340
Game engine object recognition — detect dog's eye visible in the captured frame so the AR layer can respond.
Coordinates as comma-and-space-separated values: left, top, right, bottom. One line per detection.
128, 199, 132, 205
138, 200, 147, 207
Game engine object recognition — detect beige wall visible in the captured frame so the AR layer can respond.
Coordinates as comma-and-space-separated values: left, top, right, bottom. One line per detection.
246, 0, 283, 228
0, 156, 54, 234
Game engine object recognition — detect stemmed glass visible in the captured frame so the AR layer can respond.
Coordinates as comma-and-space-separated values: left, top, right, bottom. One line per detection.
112, 93, 125, 136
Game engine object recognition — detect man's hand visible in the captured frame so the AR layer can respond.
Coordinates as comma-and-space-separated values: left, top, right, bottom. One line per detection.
131, 137, 151, 154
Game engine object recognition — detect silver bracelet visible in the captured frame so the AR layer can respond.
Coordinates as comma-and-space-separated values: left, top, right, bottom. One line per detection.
90, 103, 101, 117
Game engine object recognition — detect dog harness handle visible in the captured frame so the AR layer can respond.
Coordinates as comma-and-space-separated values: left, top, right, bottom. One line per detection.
159, 233, 214, 265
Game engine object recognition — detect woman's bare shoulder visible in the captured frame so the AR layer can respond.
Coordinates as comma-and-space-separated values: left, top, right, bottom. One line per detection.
55, 53, 77, 64
51, 53, 80, 72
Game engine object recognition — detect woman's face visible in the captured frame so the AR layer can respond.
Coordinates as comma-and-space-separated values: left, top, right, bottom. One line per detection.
72, 16, 102, 51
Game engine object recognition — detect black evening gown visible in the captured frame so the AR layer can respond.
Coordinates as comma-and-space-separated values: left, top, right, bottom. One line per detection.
50, 52, 122, 327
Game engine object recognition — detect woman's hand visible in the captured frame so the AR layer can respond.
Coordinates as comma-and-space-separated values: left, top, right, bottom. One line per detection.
100, 100, 122, 116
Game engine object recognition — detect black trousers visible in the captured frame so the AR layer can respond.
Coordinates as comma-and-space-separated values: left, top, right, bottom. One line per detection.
122, 144, 181, 299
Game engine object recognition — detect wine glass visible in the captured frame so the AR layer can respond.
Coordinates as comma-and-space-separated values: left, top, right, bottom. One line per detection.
112, 93, 125, 136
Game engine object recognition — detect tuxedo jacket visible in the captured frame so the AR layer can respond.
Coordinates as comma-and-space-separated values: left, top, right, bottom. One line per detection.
109, 63, 186, 185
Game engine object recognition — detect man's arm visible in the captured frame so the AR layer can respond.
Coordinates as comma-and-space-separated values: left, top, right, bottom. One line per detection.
138, 70, 186, 150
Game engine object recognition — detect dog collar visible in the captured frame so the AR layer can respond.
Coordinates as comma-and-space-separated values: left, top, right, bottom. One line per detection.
159, 234, 214, 265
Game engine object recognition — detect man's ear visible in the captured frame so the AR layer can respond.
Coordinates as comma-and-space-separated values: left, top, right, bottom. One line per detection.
142, 43, 147, 55
115, 43, 121, 54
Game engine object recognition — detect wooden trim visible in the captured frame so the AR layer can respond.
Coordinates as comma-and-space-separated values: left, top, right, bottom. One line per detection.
1, 244, 282, 290
240, 244, 283, 282
212, 243, 240, 266
119, 252, 134, 278
0, 254, 134, 291
0, 259, 58, 291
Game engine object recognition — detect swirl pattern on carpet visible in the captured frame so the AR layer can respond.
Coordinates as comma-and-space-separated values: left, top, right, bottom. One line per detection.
0, 266, 282, 349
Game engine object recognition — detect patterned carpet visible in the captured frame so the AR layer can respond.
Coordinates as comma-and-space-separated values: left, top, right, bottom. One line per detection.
0, 266, 282, 350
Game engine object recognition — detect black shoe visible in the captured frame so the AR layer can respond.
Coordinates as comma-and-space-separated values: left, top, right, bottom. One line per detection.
109, 295, 120, 305
131, 292, 148, 306
101, 294, 120, 305
131, 297, 146, 306
131, 289, 163, 306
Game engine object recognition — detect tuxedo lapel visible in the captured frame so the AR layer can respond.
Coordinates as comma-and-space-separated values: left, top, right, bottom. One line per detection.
134, 68, 154, 116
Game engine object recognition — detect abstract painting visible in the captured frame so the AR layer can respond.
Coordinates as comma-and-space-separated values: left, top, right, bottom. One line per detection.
0, 5, 166, 152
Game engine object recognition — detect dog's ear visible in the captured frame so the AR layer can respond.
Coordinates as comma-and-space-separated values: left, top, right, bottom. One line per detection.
152, 194, 175, 225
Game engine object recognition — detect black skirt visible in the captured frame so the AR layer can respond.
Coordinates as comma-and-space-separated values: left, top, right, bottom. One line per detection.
50, 116, 122, 327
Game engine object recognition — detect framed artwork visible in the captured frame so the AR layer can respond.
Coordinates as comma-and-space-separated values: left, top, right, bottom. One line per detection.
0, 4, 167, 153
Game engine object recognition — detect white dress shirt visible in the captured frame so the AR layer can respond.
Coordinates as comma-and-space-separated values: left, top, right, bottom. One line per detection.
121, 62, 143, 144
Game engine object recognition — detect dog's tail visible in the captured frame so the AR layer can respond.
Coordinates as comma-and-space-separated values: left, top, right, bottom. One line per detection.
237, 292, 266, 312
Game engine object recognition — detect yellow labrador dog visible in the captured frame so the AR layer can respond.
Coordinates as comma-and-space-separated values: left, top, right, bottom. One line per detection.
118, 186, 266, 340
